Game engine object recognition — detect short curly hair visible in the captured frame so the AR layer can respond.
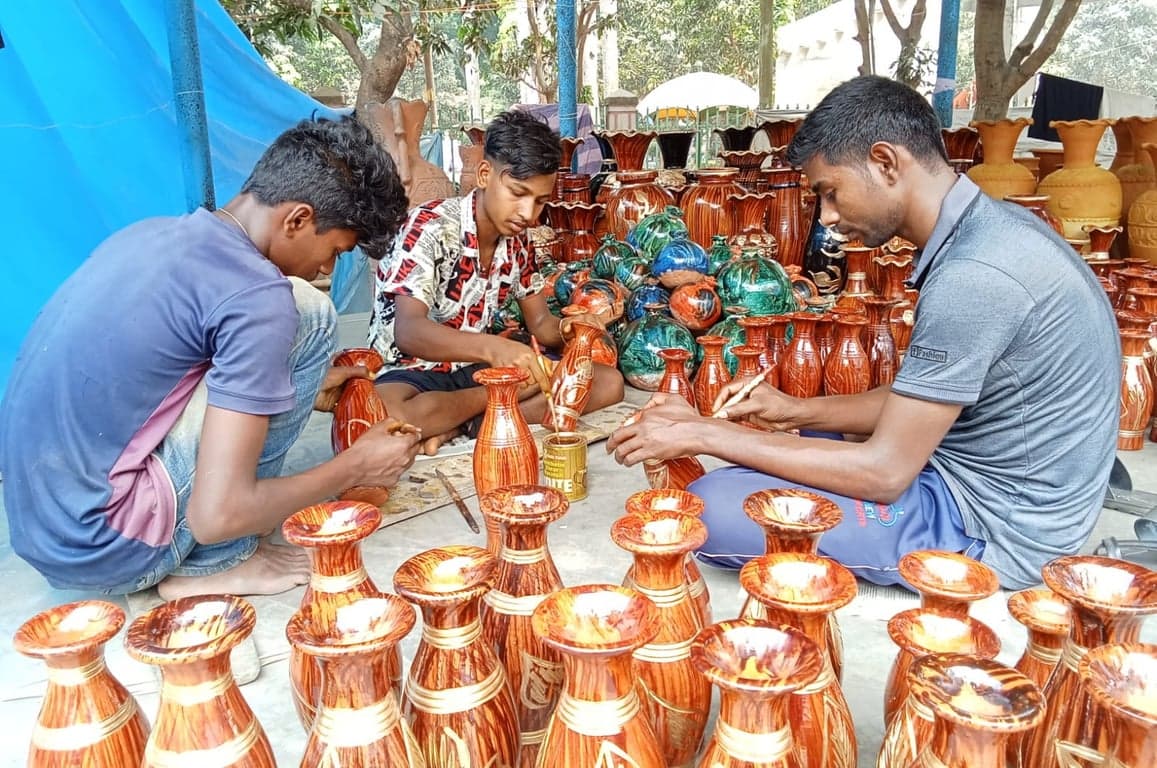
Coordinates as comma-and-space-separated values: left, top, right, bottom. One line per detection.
240, 115, 408, 260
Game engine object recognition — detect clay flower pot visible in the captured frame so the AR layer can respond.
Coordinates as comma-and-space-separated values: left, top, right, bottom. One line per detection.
1079, 642, 1157, 768
967, 119, 1037, 201
1038, 119, 1123, 239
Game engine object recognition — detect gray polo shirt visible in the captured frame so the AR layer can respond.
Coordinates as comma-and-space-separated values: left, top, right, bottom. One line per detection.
892, 175, 1119, 589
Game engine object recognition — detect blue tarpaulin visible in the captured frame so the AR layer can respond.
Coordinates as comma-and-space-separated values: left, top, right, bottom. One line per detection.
0, 1, 340, 398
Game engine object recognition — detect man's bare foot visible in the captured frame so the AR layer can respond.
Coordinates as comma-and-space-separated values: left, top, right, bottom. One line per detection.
421, 428, 462, 456
155, 540, 310, 600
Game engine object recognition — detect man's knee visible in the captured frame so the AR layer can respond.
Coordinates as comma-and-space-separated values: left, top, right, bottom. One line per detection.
289, 276, 339, 332
590, 363, 625, 408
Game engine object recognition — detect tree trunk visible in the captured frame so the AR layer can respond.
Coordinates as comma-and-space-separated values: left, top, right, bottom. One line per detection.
759, 0, 776, 108
354, 12, 416, 118
879, 0, 928, 89
465, 47, 483, 122
513, 0, 538, 104
853, 0, 875, 75
599, 0, 619, 92
423, 47, 439, 126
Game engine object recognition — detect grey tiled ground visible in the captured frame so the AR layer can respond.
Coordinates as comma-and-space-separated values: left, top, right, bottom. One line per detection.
2, 314, 1154, 766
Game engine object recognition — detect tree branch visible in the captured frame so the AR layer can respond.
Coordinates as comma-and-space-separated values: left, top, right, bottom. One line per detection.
1010, 0, 1053, 65
878, 0, 906, 37
1018, 0, 1083, 76
318, 15, 369, 71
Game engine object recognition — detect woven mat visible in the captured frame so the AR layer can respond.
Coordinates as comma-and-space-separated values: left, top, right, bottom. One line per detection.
377, 401, 639, 528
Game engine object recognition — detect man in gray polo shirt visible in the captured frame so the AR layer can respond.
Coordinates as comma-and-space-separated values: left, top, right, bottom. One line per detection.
607, 76, 1119, 589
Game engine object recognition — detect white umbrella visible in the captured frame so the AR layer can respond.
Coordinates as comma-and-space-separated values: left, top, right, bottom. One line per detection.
637, 72, 758, 114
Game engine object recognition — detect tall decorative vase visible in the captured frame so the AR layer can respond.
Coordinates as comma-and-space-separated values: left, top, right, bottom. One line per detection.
394, 546, 521, 768
732, 344, 765, 379
283, 501, 401, 731
550, 321, 602, 431
780, 312, 824, 398
331, 347, 393, 506
863, 297, 900, 388
1079, 642, 1157, 768
598, 130, 657, 172
692, 619, 822, 768
967, 119, 1037, 201
532, 585, 666, 767
14, 600, 150, 767
624, 489, 713, 627
607, 171, 677, 241
907, 654, 1044, 768
1022, 555, 1157, 768
473, 367, 540, 553
740, 553, 858, 768
125, 595, 276, 768
1128, 143, 1157, 263
1038, 119, 1123, 239
713, 126, 757, 152
898, 550, 1001, 621
680, 168, 746, 248
548, 201, 605, 263
1117, 118, 1157, 257
840, 244, 875, 308
478, 485, 569, 768
1008, 587, 1073, 689
693, 335, 733, 416
658, 131, 696, 170
874, 248, 916, 357
824, 315, 871, 396
612, 511, 711, 767
765, 166, 809, 269
1119, 328, 1154, 450
657, 348, 696, 405
286, 594, 423, 768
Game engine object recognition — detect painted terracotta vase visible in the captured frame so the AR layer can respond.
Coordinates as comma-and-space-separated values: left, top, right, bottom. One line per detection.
863, 297, 900, 388
715, 252, 796, 316
598, 130, 657, 172
593, 234, 636, 280
628, 205, 690, 263
1119, 328, 1154, 450
567, 278, 626, 322
1079, 642, 1157, 768
644, 455, 707, 493
612, 511, 711, 767
669, 278, 723, 331
549, 320, 602, 432
395, 546, 521, 768
967, 119, 1037, 201
124, 595, 275, 768
708, 234, 735, 276
781, 312, 824, 399
840, 244, 875, 305
478, 485, 569, 768
657, 348, 696, 405
1038, 119, 1123, 239
532, 585, 666, 767
331, 347, 392, 506
765, 166, 808, 269
707, 305, 752, 376
618, 307, 697, 391
626, 281, 672, 323
1008, 587, 1073, 689
898, 549, 1000, 621
652, 230, 710, 289
607, 170, 676, 242
692, 334, 733, 416
823, 315, 871, 396
474, 367, 540, 553
14, 600, 149, 767
560, 305, 618, 368
680, 167, 745, 248
286, 593, 423, 767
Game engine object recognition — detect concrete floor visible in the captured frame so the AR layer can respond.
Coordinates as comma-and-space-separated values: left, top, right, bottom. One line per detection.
2, 316, 1155, 767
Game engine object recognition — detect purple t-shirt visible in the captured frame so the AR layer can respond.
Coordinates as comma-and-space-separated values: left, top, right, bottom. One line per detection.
0, 209, 298, 589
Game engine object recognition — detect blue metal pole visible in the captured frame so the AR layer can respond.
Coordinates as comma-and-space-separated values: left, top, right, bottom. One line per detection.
933, 0, 962, 128
556, 0, 577, 138
164, 0, 215, 211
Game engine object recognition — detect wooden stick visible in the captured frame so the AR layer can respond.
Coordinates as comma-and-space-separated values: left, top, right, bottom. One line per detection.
434, 468, 481, 534
711, 368, 770, 419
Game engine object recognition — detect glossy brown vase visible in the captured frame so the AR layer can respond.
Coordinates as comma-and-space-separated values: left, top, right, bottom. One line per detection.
394, 546, 520, 768
606, 170, 676, 241
657, 348, 695, 405
812, 311, 835, 371
14, 600, 150, 767
549, 320, 602, 432
824, 315, 871, 396
547, 201, 605, 262
907, 654, 1044, 768
942, 126, 981, 165
478, 485, 569, 768
681, 167, 745, 248
692, 619, 822, 768
731, 191, 777, 238
840, 245, 875, 305
766, 166, 808, 269
874, 249, 916, 357
474, 366, 540, 553
624, 488, 713, 627
286, 594, 423, 767
1119, 328, 1154, 450
125, 595, 275, 768
1022, 555, 1157, 768
283, 501, 403, 731
532, 584, 665, 767
612, 511, 711, 767
599, 130, 657, 172
740, 554, 858, 768
692, 334, 733, 416
1006, 194, 1066, 236
781, 312, 824, 398
1079, 642, 1157, 768
331, 348, 392, 506
644, 455, 707, 492
877, 609, 1001, 768
732, 344, 765, 379
967, 119, 1037, 201
863, 297, 900, 388
898, 550, 1000, 621
1008, 588, 1073, 689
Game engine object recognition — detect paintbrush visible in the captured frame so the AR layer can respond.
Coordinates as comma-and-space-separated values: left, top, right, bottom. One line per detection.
434, 468, 481, 534
711, 368, 771, 419
530, 336, 561, 435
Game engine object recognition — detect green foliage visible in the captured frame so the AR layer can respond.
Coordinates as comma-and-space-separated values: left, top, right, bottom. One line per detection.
1048, 0, 1157, 98
892, 44, 937, 94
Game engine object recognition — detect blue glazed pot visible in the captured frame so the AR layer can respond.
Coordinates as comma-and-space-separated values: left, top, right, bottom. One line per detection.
652, 230, 709, 289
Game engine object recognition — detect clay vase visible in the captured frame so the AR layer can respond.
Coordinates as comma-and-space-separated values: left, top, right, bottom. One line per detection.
548, 201, 605, 263
714, 252, 797, 316
331, 348, 393, 506
898, 549, 1001, 621
549, 321, 602, 432
1118, 118, 1157, 257
714, 126, 758, 152
841, 244, 875, 305
942, 126, 981, 166
566, 278, 627, 322
824, 315, 871, 396
732, 344, 765, 379
967, 119, 1037, 201
1111, 119, 1137, 171
708, 234, 736, 276
593, 233, 635, 280
459, 143, 484, 195
741, 487, 843, 558
478, 485, 569, 768
473, 367, 540, 553
876, 609, 1001, 767
731, 191, 777, 239
740, 554, 858, 768
812, 311, 835, 371
707, 305, 751, 376
1022, 555, 1157, 768
907, 654, 1045, 768
1079, 642, 1157, 768
1085, 224, 1123, 259
652, 230, 711, 289
125, 595, 275, 768
739, 315, 778, 376
14, 600, 150, 766
1005, 194, 1066, 236
1118, 328, 1154, 450
394, 546, 520, 768
760, 118, 803, 149
1006, 588, 1073, 764
692, 619, 822, 768
624, 488, 713, 627
781, 312, 824, 398
863, 297, 900, 388
556, 173, 593, 204
598, 130, 657, 172
282, 501, 403, 732
693, 334, 733, 416
719, 150, 772, 191
376, 99, 454, 205
629, 205, 691, 262
286, 594, 422, 768
669, 277, 721, 333
766, 166, 809, 269
680, 168, 745, 248
644, 455, 708, 492
1038, 119, 1123, 239
874, 249, 916, 356
1128, 143, 1157, 263
658, 131, 696, 170
532, 584, 665, 767
607, 171, 676, 241
657, 348, 696, 405
611, 511, 711, 767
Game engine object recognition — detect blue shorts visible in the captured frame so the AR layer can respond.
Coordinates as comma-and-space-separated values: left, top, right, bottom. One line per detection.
688, 435, 986, 588
375, 362, 490, 393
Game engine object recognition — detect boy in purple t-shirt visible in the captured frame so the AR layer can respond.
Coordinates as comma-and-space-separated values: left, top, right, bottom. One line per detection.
0, 116, 421, 599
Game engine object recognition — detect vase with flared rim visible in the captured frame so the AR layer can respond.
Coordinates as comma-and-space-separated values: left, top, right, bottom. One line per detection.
1022, 555, 1157, 768
967, 119, 1037, 200
656, 347, 695, 405
282, 501, 401, 731
898, 549, 1000, 621
549, 321, 602, 432
824, 315, 871, 397
1117, 118, 1157, 254
394, 545, 521, 768
680, 167, 745, 248
692, 334, 733, 417
124, 595, 275, 768
606, 170, 676, 242
714, 126, 757, 152
781, 311, 823, 398
692, 619, 822, 768
1038, 119, 1123, 239
1127, 143, 1157, 263
287, 594, 423, 767
478, 485, 569, 768
611, 511, 711, 767
597, 130, 658, 172
1079, 642, 1157, 768
623, 488, 712, 626
657, 131, 696, 170
532, 584, 666, 767
14, 600, 150, 767
1118, 328, 1154, 450
740, 553, 858, 768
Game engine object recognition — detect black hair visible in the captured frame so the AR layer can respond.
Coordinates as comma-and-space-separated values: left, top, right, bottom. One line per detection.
240, 115, 408, 259
786, 76, 949, 171
483, 110, 562, 179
